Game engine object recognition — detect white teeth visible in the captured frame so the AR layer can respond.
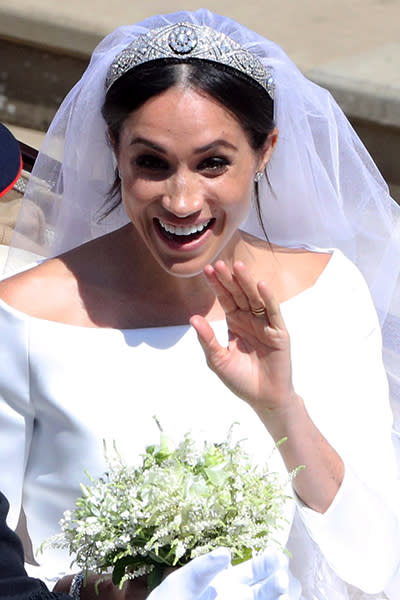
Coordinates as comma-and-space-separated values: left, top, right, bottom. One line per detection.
158, 219, 211, 236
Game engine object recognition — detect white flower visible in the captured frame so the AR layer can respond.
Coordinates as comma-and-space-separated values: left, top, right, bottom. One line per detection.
48, 423, 292, 588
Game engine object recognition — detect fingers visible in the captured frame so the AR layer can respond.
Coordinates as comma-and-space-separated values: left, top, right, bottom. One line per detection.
148, 548, 231, 600
210, 551, 301, 600
178, 548, 232, 596
229, 550, 289, 585
251, 570, 292, 600
203, 263, 248, 315
252, 568, 302, 600
231, 262, 266, 316
203, 261, 264, 318
233, 265, 285, 331
204, 261, 286, 333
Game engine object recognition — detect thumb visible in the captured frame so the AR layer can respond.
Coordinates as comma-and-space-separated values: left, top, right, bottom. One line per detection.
190, 316, 226, 371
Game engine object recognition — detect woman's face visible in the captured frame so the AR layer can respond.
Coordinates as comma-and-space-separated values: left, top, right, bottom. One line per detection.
116, 85, 276, 277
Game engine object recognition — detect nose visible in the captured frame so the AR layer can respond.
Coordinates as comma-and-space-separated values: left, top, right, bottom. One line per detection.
161, 170, 203, 217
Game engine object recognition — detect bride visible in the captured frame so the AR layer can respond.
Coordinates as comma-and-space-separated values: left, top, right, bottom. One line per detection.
1, 10, 400, 600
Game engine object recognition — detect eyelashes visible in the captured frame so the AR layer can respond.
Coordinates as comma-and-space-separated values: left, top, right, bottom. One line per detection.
199, 157, 230, 172
135, 155, 169, 170
133, 154, 231, 176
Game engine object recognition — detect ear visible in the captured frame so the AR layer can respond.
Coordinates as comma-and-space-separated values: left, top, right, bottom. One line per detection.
258, 127, 278, 172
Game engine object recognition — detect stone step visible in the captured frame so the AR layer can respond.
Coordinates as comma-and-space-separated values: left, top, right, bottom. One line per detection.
5, 123, 45, 150
1, 0, 399, 201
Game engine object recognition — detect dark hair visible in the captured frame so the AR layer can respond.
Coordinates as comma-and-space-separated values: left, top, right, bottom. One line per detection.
101, 59, 274, 235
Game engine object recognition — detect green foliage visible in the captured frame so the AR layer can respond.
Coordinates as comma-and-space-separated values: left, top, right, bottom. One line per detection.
49, 425, 291, 588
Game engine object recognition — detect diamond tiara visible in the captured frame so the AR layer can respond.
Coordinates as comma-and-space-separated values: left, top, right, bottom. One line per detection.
105, 22, 275, 98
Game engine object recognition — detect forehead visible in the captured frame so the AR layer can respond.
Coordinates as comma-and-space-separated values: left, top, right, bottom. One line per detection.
120, 85, 251, 148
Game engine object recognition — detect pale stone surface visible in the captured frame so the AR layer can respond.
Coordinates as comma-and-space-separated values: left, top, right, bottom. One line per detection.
5, 122, 44, 150
309, 43, 400, 127
0, 0, 399, 195
1, 0, 399, 124
0, 0, 399, 71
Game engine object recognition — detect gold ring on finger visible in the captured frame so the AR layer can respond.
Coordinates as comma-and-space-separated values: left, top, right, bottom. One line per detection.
250, 305, 265, 318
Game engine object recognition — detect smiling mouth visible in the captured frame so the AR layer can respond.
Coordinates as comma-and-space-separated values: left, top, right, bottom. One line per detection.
156, 218, 215, 243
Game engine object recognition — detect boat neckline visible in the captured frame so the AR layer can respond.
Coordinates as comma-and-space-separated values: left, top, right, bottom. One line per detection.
0, 248, 339, 332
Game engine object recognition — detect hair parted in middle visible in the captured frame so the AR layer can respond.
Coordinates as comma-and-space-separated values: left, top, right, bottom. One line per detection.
101, 58, 275, 236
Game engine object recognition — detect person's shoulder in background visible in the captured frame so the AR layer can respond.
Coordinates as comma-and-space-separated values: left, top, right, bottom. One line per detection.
0, 491, 70, 599
0, 121, 24, 245
0, 123, 46, 275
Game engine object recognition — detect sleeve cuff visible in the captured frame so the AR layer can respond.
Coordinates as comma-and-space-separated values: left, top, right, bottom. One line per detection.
293, 464, 400, 593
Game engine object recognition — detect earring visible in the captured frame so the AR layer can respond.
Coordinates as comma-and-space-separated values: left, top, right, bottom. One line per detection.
118, 168, 123, 180
254, 171, 263, 183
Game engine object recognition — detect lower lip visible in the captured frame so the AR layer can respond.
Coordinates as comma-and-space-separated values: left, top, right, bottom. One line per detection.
154, 219, 214, 252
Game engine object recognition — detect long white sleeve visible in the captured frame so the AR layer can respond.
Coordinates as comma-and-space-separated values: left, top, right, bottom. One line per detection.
0, 303, 33, 530
0, 249, 398, 598
282, 251, 400, 594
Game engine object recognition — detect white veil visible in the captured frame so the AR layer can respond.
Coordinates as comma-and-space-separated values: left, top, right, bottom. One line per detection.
5, 9, 400, 463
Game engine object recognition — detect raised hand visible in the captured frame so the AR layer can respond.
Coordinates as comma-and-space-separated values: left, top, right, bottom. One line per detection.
191, 259, 345, 513
190, 260, 297, 419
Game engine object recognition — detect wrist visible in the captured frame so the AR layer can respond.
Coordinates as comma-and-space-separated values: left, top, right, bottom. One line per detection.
258, 392, 305, 440
69, 572, 84, 600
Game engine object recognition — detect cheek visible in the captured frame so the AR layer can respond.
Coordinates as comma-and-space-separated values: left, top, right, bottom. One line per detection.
121, 167, 255, 224
121, 179, 152, 214
216, 175, 254, 221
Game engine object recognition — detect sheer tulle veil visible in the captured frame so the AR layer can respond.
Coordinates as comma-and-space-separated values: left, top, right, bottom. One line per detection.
4, 9, 400, 463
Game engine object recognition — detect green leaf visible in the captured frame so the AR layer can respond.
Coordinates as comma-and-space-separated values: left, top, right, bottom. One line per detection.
204, 463, 230, 486
50, 422, 294, 586
155, 434, 175, 462
112, 555, 142, 586
147, 564, 166, 592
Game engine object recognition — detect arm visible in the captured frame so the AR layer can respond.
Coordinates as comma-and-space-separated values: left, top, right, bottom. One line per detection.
190, 259, 342, 513
54, 548, 300, 600
289, 261, 400, 595
190, 256, 400, 593
0, 491, 69, 600
0, 300, 33, 531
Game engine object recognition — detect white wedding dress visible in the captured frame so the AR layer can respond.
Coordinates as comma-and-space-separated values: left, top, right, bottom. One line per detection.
0, 249, 399, 599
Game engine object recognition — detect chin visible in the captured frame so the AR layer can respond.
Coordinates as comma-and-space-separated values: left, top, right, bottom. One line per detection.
162, 261, 207, 279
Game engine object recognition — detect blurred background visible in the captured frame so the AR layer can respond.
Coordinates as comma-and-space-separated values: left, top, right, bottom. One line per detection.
1, 0, 399, 200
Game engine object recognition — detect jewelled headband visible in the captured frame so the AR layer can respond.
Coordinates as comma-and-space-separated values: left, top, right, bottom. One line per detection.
105, 22, 275, 98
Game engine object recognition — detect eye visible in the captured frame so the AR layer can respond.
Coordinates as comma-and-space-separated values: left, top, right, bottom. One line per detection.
135, 154, 169, 171
198, 156, 230, 175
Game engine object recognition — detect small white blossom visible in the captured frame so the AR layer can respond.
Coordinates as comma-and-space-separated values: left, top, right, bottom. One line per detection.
48, 424, 292, 587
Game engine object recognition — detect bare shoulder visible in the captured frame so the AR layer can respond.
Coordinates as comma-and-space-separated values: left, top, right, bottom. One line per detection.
269, 246, 332, 302
241, 232, 332, 274
0, 228, 134, 326
0, 257, 80, 322
272, 245, 332, 276
240, 233, 333, 302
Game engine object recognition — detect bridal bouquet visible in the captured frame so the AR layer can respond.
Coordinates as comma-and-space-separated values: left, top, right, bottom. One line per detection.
50, 423, 294, 589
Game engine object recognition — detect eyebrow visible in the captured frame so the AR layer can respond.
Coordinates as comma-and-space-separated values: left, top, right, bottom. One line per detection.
129, 137, 238, 154
129, 137, 166, 153
194, 139, 238, 153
